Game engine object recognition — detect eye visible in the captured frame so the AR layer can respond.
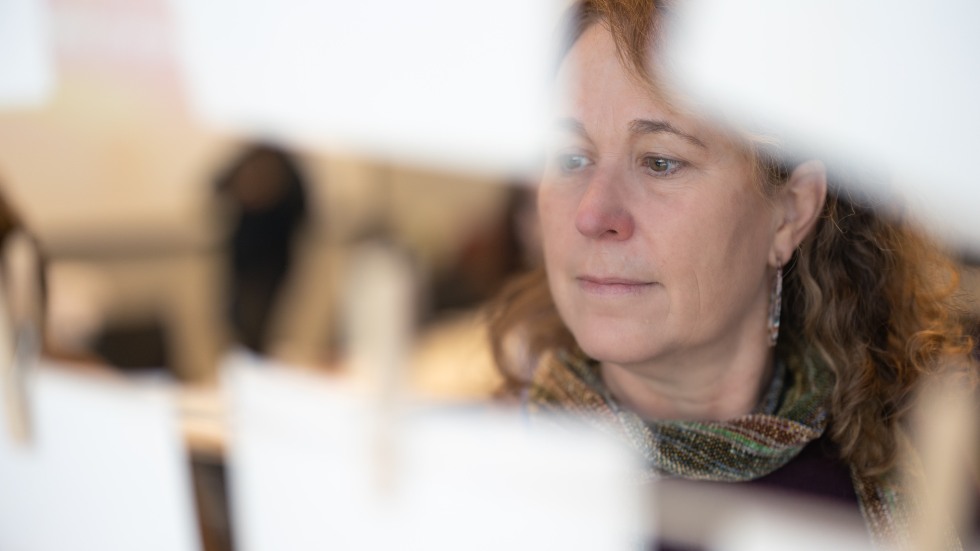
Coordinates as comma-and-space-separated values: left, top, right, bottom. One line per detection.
642, 156, 684, 176
556, 153, 592, 173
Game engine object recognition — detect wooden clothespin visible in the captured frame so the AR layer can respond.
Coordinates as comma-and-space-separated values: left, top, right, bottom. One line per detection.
909, 366, 979, 549
345, 242, 415, 495
1, 231, 43, 445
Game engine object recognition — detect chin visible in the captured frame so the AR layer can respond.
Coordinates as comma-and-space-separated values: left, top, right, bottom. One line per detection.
578, 343, 652, 367
570, 322, 662, 367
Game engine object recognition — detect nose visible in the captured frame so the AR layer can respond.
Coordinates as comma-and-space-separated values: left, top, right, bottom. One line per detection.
574, 172, 634, 240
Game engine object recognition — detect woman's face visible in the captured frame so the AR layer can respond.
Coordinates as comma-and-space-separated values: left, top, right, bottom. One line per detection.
540, 23, 779, 370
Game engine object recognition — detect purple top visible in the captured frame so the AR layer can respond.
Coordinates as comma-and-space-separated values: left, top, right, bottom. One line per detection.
657, 433, 863, 551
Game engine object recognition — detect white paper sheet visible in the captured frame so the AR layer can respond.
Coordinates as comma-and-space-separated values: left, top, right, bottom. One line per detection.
0, 364, 201, 551
668, 0, 980, 252
225, 355, 648, 551
0, 0, 55, 108
168, 0, 561, 174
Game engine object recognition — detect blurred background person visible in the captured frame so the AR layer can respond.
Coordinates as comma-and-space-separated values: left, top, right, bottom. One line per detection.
214, 142, 309, 355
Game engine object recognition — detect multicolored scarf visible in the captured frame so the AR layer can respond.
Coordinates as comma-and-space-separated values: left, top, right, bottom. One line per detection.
524, 347, 956, 549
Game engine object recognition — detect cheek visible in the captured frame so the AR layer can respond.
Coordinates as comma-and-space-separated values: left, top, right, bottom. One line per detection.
692, 194, 775, 299
725, 192, 777, 258
694, 174, 774, 249
659, 188, 772, 281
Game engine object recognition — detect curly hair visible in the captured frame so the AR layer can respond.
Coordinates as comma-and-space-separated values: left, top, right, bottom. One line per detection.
783, 178, 977, 477
487, 0, 977, 478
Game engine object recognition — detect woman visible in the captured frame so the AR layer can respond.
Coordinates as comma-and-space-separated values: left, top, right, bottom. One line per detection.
488, 0, 978, 547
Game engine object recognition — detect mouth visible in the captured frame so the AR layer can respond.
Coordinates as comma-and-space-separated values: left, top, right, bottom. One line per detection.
576, 275, 657, 296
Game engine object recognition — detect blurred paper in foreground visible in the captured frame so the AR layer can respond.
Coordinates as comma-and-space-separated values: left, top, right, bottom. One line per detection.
169, 0, 559, 173
0, 0, 55, 108
225, 355, 647, 550
668, 0, 980, 252
0, 365, 200, 551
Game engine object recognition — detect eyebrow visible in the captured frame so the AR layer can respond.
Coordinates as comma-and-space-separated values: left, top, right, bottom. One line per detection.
555, 117, 588, 138
629, 119, 707, 149
555, 117, 707, 149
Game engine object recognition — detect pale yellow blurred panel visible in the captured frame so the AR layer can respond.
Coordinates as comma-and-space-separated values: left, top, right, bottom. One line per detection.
409, 311, 502, 401
388, 166, 511, 273
0, 75, 231, 251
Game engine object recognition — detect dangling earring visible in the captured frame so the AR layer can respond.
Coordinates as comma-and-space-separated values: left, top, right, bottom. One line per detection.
768, 262, 783, 347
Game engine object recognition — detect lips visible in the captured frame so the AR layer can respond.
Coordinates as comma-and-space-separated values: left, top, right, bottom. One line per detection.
576, 275, 656, 296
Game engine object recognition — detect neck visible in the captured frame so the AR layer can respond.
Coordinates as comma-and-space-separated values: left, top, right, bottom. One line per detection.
599, 333, 775, 422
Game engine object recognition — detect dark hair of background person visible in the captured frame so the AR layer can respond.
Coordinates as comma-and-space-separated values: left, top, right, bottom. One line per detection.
215, 142, 309, 354
486, 0, 978, 480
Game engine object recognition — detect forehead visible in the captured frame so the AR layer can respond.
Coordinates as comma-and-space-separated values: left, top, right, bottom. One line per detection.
557, 24, 666, 117
556, 23, 745, 152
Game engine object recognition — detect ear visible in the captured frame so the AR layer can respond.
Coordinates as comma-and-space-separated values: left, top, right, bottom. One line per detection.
769, 160, 827, 266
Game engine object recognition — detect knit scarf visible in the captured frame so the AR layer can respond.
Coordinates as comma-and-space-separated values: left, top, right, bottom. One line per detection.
525, 347, 955, 550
